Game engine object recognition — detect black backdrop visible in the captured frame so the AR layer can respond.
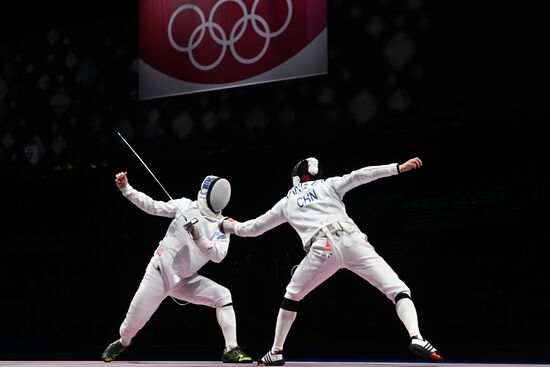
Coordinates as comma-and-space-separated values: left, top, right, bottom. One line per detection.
1, 0, 549, 363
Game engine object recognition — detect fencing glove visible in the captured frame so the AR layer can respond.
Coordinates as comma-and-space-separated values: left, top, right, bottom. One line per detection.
220, 217, 239, 235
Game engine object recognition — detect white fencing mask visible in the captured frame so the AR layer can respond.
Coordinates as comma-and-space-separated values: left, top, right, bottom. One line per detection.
198, 175, 231, 214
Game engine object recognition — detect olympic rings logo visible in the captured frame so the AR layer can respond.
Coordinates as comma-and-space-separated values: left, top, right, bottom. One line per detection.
168, 0, 293, 71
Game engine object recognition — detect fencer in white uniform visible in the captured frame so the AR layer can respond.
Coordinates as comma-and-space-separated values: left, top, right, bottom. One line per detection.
221, 157, 442, 365
101, 173, 252, 364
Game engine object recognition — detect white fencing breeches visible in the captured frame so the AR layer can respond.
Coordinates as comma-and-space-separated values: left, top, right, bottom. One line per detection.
119, 261, 232, 343
285, 228, 410, 302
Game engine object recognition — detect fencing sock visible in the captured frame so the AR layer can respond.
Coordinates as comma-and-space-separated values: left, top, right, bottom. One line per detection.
272, 308, 297, 352
395, 297, 422, 338
216, 304, 238, 349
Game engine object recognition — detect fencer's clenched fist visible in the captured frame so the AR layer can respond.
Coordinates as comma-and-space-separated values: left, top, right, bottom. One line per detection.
115, 172, 129, 189
220, 217, 239, 235
399, 157, 423, 173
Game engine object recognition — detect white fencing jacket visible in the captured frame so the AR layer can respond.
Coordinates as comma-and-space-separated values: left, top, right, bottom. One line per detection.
235, 164, 399, 247
121, 185, 230, 279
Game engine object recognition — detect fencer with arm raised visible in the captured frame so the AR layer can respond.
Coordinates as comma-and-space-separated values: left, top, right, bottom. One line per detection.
217, 156, 441, 366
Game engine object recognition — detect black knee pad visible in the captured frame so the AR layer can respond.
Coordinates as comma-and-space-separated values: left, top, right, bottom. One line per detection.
395, 292, 411, 303
280, 297, 299, 312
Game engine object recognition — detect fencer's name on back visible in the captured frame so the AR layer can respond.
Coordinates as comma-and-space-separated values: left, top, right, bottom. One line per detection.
287, 180, 322, 197
287, 180, 321, 208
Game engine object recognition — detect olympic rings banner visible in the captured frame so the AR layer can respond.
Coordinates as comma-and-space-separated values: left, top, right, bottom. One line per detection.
139, 0, 327, 100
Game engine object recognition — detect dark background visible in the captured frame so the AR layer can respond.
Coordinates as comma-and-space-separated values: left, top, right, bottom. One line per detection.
1, 0, 548, 363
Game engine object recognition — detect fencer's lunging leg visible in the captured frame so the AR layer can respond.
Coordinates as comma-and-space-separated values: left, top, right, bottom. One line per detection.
395, 292, 421, 338
272, 298, 299, 352
119, 263, 167, 346
216, 303, 238, 349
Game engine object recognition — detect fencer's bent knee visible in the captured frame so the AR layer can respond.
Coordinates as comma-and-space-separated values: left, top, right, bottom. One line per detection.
394, 291, 411, 304
281, 297, 299, 312
211, 286, 232, 308
383, 282, 411, 303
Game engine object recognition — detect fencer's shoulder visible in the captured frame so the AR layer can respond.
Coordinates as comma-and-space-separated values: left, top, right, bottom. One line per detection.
174, 197, 193, 208
276, 196, 287, 205
323, 177, 339, 189
174, 196, 192, 203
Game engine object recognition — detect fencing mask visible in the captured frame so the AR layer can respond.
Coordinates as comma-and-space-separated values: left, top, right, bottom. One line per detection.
291, 157, 323, 186
198, 175, 231, 214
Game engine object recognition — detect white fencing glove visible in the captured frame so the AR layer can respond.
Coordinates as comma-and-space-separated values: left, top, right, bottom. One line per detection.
183, 217, 198, 231
189, 220, 212, 251
220, 217, 239, 234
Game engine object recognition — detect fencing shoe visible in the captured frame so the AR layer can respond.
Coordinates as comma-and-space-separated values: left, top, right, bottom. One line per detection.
409, 336, 443, 362
257, 349, 286, 366
101, 339, 128, 362
222, 346, 252, 363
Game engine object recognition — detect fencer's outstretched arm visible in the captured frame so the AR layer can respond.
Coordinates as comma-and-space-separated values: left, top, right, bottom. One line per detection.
115, 171, 181, 218
329, 157, 422, 198
221, 198, 287, 237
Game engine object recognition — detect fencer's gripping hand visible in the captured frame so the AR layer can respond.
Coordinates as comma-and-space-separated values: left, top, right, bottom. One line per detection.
115, 172, 129, 189
398, 157, 423, 173
189, 220, 212, 250
183, 218, 199, 231
220, 217, 239, 235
